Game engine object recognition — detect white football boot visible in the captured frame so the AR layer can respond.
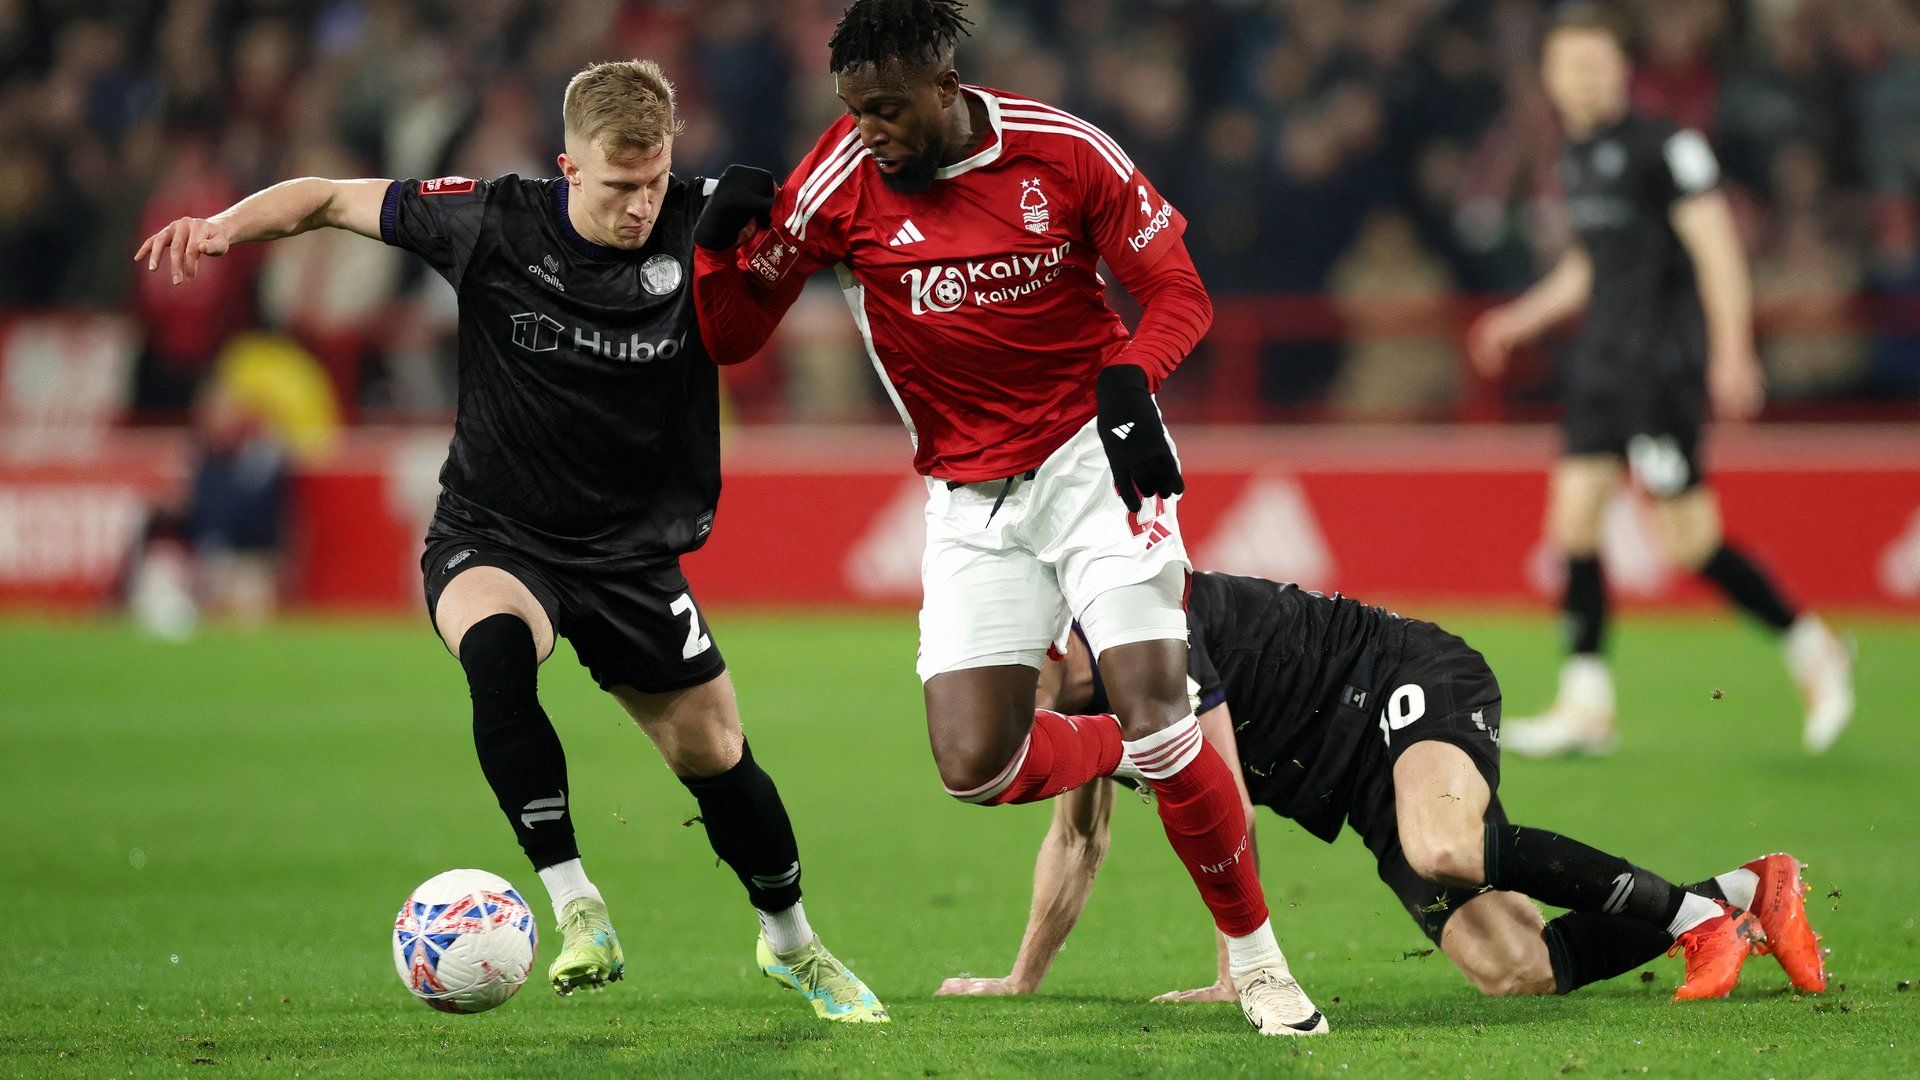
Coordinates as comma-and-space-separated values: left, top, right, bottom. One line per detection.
1234, 963, 1328, 1037
1785, 615, 1853, 754
1501, 655, 1618, 758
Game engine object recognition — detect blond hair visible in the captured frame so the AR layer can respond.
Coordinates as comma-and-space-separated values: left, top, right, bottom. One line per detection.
563, 60, 684, 158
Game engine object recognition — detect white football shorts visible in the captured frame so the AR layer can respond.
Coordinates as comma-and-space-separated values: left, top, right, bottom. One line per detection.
916, 417, 1191, 683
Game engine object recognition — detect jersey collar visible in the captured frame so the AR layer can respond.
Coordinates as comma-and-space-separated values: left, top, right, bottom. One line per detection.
933, 87, 1004, 180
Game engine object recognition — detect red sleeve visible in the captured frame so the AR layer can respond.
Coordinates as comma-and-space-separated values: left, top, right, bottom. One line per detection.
694, 244, 810, 365
1076, 127, 1188, 279
692, 120, 857, 365
1107, 239, 1212, 388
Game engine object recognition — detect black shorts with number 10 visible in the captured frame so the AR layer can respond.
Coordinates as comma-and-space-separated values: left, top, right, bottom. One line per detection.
422, 536, 726, 693
1346, 621, 1507, 943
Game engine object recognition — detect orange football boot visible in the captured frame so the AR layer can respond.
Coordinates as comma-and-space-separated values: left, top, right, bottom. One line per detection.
1670, 902, 1754, 1001
1744, 853, 1828, 992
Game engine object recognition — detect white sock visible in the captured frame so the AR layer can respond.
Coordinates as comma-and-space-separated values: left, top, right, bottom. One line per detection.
1715, 868, 1759, 911
1562, 655, 1615, 713
1225, 918, 1288, 980
758, 901, 815, 955
537, 858, 602, 920
1667, 891, 1721, 937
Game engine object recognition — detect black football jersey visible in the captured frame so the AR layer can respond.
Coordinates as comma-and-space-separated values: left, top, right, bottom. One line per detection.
381, 173, 718, 567
1185, 572, 1413, 842
1561, 113, 1720, 384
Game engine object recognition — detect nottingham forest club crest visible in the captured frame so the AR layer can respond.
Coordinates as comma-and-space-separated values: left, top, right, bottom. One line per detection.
1020, 178, 1050, 234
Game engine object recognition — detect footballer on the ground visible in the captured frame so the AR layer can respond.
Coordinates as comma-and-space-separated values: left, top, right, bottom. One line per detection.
937, 571, 1830, 1004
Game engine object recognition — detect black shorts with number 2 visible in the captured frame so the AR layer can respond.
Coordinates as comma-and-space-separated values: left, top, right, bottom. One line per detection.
422, 536, 726, 693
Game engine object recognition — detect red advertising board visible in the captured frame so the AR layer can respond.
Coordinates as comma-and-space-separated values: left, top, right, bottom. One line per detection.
3, 426, 1918, 614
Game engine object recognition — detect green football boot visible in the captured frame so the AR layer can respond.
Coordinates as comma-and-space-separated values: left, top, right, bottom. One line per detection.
548, 897, 625, 995
756, 935, 890, 1023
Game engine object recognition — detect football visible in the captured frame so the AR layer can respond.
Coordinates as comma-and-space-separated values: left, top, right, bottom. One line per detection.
392, 869, 538, 1014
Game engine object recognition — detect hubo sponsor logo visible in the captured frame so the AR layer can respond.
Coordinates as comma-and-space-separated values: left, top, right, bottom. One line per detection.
508, 310, 687, 363
900, 240, 1072, 315
527, 253, 565, 292
1129, 186, 1175, 252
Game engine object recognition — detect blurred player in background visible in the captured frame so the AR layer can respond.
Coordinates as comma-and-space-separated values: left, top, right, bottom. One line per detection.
134, 60, 886, 1022
1468, 4, 1853, 757
937, 572, 1829, 1004
692, 0, 1319, 1037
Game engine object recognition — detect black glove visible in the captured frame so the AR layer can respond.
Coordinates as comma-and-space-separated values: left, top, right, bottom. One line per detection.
1095, 364, 1184, 513
693, 164, 776, 251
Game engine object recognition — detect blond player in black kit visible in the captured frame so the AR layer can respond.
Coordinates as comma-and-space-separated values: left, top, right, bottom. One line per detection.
135, 60, 886, 1023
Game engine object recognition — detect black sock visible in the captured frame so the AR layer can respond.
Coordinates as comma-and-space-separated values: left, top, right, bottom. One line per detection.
1564, 556, 1606, 655
1687, 878, 1727, 903
1541, 912, 1675, 994
680, 740, 803, 913
462, 613, 577, 870
1698, 544, 1798, 632
1484, 823, 1685, 930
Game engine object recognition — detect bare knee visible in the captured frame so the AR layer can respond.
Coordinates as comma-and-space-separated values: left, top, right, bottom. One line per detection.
1097, 639, 1191, 741
924, 667, 1036, 800
1546, 457, 1621, 557
1404, 833, 1487, 890
614, 676, 743, 778
930, 727, 1021, 798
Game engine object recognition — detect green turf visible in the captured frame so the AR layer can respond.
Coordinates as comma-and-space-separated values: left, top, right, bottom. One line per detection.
4, 610, 1917, 1077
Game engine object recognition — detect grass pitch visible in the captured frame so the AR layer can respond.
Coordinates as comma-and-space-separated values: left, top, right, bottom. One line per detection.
3, 609, 1917, 1077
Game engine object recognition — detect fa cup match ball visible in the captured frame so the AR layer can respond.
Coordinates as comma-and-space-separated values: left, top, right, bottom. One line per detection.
392, 869, 538, 1013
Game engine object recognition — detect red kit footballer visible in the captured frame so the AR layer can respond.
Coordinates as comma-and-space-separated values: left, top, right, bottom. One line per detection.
690, 0, 1325, 1037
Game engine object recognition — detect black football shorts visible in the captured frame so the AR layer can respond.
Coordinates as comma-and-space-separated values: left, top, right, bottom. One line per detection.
422, 536, 726, 693
1562, 370, 1707, 497
1345, 622, 1505, 942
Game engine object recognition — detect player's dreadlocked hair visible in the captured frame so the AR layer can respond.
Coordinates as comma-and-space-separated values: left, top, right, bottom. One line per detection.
827, 0, 974, 76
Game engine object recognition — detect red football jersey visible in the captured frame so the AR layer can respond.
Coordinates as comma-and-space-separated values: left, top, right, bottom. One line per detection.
739, 86, 1191, 481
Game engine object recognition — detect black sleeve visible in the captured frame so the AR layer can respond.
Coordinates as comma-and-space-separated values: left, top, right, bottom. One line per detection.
380, 176, 496, 286
1186, 627, 1227, 716
1647, 124, 1720, 208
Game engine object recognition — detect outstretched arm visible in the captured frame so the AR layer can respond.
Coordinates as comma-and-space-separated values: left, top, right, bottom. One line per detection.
134, 177, 390, 283
936, 777, 1118, 996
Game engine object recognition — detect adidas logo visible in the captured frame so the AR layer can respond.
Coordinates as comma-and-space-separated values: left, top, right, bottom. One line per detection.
889, 220, 926, 246
1111, 422, 1135, 440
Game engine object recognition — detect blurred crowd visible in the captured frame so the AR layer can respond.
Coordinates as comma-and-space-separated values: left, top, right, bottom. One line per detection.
1, 0, 1917, 421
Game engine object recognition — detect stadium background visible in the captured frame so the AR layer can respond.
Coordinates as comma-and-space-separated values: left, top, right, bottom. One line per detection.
4, 0, 1919, 1075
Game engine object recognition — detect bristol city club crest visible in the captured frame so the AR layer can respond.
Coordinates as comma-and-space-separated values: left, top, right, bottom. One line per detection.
641, 254, 683, 295
1020, 178, 1050, 234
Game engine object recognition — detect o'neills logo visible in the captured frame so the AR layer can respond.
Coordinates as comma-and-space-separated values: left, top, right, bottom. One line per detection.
900, 240, 1072, 315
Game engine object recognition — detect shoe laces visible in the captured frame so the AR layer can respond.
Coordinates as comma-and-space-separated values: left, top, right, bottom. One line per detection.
1241, 971, 1313, 1017
558, 901, 607, 942
789, 947, 865, 1005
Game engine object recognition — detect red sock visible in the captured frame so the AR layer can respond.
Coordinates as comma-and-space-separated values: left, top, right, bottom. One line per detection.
1128, 716, 1268, 936
947, 710, 1125, 805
